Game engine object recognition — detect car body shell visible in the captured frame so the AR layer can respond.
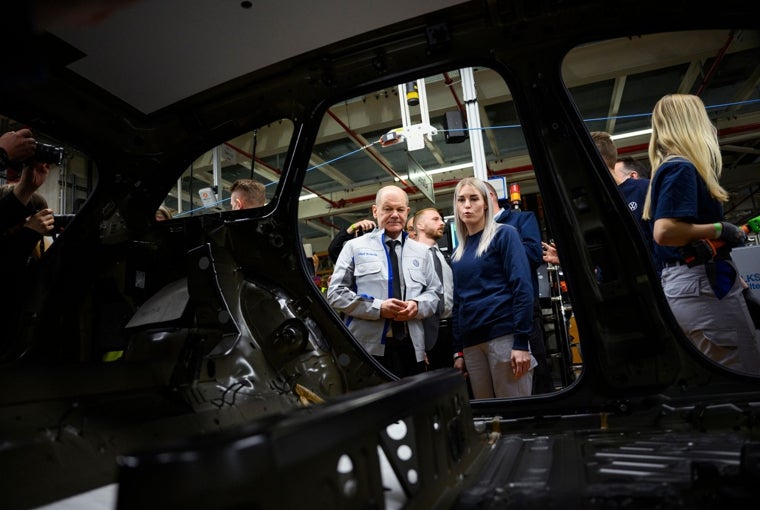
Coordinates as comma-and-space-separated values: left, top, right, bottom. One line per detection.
1, 1, 759, 508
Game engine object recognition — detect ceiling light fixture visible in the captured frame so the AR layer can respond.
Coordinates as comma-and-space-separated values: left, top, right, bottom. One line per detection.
610, 128, 652, 141
393, 161, 474, 181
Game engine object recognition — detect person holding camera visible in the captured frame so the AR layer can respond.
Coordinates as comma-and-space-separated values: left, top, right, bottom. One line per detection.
1, 157, 55, 260
1, 131, 52, 234
0, 158, 55, 358
0, 180, 54, 259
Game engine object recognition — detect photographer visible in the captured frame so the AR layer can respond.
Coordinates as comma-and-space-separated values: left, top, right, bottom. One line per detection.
0, 129, 53, 232
0, 160, 56, 358
0, 176, 54, 262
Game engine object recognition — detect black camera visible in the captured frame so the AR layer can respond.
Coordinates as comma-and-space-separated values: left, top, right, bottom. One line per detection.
33, 142, 65, 166
53, 214, 76, 231
0, 142, 65, 177
49, 214, 76, 239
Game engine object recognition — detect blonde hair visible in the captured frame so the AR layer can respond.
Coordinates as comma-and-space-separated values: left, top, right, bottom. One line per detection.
451, 177, 498, 262
642, 94, 727, 219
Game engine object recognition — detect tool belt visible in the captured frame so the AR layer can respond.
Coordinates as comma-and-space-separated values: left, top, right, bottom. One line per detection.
677, 240, 735, 300
678, 239, 731, 268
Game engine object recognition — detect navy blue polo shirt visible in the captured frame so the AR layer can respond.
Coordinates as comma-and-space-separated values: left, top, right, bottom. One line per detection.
648, 157, 723, 268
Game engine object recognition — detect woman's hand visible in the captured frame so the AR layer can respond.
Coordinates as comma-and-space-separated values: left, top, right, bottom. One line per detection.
511, 349, 532, 379
454, 356, 467, 378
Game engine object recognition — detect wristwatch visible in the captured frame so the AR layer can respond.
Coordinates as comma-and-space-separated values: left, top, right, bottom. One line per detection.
0, 147, 9, 171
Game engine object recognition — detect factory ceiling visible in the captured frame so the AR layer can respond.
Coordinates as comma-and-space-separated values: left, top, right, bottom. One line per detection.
42, 3, 760, 249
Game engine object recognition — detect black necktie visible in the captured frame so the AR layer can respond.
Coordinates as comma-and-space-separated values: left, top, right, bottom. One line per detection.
431, 246, 444, 315
387, 239, 405, 338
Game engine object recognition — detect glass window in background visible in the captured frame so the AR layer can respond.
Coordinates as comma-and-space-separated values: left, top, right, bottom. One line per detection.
164, 119, 294, 218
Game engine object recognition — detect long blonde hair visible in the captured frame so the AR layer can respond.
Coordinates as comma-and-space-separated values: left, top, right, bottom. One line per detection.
451, 177, 499, 262
642, 94, 727, 219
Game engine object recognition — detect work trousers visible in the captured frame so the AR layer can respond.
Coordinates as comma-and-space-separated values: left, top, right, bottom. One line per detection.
662, 262, 760, 375
464, 334, 535, 399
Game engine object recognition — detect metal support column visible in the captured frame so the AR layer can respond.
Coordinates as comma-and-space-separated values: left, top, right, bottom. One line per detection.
212, 146, 222, 201
460, 67, 488, 180
176, 174, 184, 214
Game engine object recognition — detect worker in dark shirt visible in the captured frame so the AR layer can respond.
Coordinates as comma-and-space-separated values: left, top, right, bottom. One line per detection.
327, 219, 376, 264
486, 181, 553, 394
1, 130, 49, 233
